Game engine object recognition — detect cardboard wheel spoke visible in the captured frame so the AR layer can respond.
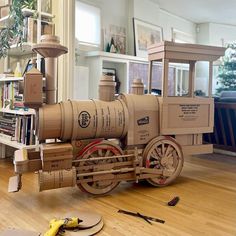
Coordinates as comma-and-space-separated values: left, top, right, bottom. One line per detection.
144, 136, 184, 186
76, 141, 123, 195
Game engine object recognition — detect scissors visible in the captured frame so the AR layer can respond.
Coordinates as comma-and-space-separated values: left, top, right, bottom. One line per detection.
118, 209, 165, 225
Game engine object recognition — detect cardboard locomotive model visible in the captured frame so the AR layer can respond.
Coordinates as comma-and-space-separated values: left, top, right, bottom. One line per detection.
9, 36, 226, 195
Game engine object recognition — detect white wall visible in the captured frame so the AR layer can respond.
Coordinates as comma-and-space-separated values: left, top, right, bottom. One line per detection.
209, 23, 236, 46
129, 0, 196, 54
197, 22, 236, 46
76, 0, 196, 56
196, 22, 236, 94
196, 23, 210, 45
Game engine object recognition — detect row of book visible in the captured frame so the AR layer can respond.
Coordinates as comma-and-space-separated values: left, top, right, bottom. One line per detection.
22, 16, 55, 44
0, 113, 35, 145
0, 81, 26, 110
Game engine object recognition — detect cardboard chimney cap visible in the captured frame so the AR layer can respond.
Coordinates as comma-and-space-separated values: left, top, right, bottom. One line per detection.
32, 35, 68, 58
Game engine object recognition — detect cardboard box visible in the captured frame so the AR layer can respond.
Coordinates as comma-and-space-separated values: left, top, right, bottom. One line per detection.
0, 5, 9, 18
41, 142, 73, 156
14, 149, 29, 174
41, 143, 73, 171
24, 67, 43, 107
42, 155, 72, 171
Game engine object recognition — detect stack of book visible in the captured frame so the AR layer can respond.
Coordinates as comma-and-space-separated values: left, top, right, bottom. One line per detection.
0, 113, 16, 137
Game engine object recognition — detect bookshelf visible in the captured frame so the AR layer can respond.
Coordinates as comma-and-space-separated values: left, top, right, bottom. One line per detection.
0, 1, 54, 157
0, 76, 37, 158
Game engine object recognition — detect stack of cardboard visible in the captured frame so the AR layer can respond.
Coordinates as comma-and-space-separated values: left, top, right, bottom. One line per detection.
40, 142, 73, 171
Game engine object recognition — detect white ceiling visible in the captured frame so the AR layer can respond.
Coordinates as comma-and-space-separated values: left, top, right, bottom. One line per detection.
154, 0, 236, 25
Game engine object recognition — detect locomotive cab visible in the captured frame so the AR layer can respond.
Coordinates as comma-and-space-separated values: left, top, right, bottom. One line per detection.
147, 41, 226, 155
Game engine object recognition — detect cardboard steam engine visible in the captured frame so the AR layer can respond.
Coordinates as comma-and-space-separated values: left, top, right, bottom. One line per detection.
9, 36, 226, 195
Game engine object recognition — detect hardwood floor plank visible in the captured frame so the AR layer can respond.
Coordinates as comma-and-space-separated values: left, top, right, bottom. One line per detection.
0, 153, 236, 236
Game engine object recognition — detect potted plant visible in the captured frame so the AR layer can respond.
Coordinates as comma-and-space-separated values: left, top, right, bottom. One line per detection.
0, 0, 37, 58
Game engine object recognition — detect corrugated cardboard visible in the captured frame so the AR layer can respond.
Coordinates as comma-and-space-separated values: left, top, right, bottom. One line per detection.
120, 94, 159, 145
38, 99, 129, 141
41, 142, 73, 171
71, 138, 103, 158
41, 142, 73, 155
24, 68, 43, 106
42, 155, 72, 171
38, 167, 76, 191
14, 149, 28, 174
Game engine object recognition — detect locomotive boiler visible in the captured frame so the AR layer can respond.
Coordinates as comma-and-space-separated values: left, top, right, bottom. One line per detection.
9, 37, 226, 195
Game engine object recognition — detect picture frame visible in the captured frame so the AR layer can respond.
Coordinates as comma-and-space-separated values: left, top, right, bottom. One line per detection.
133, 18, 163, 58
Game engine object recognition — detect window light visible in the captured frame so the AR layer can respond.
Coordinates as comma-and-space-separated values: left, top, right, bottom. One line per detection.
75, 1, 101, 47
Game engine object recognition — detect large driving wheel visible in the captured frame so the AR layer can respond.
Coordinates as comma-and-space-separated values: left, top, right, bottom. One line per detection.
143, 136, 184, 186
76, 140, 123, 195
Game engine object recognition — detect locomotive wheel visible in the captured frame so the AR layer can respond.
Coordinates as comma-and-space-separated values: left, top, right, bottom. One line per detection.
77, 140, 123, 195
143, 136, 184, 187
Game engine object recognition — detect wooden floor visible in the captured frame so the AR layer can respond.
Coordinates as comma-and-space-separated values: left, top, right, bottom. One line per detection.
0, 153, 236, 236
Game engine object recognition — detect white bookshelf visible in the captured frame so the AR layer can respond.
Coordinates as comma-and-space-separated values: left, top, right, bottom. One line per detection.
0, 133, 37, 150
0, 8, 54, 28
0, 77, 24, 82
8, 42, 35, 57
22, 8, 54, 19
85, 51, 149, 98
0, 2, 51, 157
0, 108, 35, 116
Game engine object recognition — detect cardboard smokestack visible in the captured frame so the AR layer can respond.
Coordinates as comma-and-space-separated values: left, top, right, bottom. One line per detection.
99, 75, 116, 101
131, 79, 144, 95
32, 35, 68, 104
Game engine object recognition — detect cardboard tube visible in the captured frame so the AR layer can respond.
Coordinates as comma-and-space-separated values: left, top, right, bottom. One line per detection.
99, 75, 116, 101
45, 57, 57, 104
38, 99, 129, 141
131, 79, 144, 95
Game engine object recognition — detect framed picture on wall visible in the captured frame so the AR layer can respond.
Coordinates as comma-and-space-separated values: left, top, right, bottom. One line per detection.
133, 18, 163, 58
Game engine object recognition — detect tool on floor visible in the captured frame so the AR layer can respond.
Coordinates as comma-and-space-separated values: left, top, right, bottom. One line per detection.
118, 209, 165, 224
44, 217, 82, 236
167, 196, 180, 206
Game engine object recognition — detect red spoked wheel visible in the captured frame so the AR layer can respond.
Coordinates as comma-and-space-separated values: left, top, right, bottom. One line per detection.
76, 140, 123, 195
143, 136, 184, 187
